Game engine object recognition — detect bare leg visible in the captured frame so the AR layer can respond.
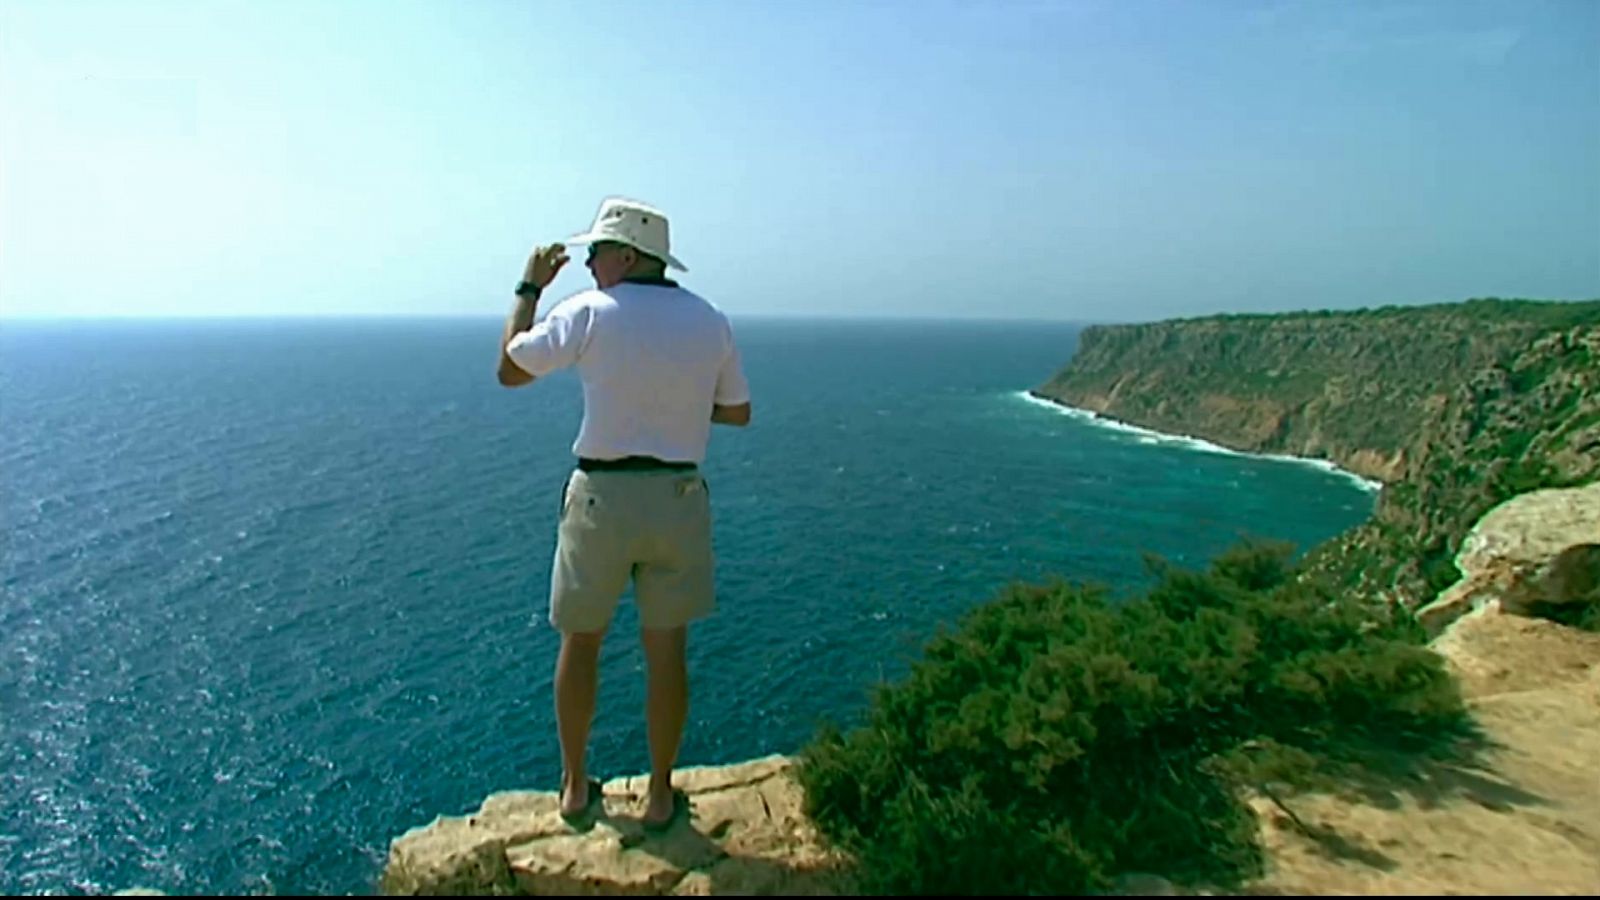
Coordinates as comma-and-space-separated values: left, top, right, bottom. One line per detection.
640, 625, 689, 823
555, 629, 605, 816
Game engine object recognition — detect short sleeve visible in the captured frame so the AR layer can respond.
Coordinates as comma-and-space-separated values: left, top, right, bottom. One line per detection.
713, 322, 751, 406
505, 298, 594, 377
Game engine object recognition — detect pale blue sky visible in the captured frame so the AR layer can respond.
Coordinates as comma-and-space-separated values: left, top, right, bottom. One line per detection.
1, 0, 1596, 321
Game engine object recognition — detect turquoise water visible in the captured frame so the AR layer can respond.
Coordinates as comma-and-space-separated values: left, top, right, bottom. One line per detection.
0, 317, 1375, 895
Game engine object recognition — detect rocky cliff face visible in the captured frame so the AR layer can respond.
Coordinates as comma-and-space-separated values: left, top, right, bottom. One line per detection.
1034, 300, 1600, 483
1306, 324, 1600, 613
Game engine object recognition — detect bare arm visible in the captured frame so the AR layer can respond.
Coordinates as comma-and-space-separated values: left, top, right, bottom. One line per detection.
496, 244, 569, 388
711, 402, 751, 427
497, 290, 539, 387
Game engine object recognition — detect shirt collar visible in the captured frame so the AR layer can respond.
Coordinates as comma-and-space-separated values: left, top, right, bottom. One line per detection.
621, 275, 679, 288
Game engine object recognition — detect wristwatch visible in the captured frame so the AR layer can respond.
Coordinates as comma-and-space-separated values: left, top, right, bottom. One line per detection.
515, 280, 542, 298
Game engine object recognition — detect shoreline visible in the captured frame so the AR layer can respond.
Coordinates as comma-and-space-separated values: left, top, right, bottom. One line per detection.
1015, 390, 1385, 494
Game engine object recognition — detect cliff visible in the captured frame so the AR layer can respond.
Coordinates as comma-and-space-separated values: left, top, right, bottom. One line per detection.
1033, 299, 1600, 483
1036, 298, 1600, 615
380, 484, 1600, 895
1304, 321, 1600, 615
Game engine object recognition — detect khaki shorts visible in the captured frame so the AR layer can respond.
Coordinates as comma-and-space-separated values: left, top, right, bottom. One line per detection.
548, 468, 715, 633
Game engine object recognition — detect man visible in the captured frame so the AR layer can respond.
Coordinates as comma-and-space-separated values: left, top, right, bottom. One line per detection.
496, 197, 752, 831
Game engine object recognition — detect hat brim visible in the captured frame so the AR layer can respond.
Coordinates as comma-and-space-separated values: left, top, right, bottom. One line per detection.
563, 231, 688, 272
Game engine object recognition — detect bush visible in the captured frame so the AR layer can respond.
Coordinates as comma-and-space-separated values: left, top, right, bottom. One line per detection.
1420, 544, 1464, 595
797, 542, 1467, 895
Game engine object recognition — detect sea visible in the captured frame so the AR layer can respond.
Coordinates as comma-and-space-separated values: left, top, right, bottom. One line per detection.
0, 317, 1377, 895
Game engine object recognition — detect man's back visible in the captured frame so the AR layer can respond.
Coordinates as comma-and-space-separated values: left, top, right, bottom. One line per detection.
574, 283, 744, 463
504, 280, 750, 464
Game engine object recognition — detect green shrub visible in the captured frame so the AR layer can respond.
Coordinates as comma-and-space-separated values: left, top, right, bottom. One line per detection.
797, 542, 1466, 895
1420, 545, 1464, 595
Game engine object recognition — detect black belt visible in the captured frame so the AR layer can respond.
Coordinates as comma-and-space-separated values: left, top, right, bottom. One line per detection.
577, 456, 698, 473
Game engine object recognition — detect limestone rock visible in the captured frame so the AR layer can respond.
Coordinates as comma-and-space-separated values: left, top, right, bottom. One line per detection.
381, 755, 853, 896
1415, 482, 1600, 634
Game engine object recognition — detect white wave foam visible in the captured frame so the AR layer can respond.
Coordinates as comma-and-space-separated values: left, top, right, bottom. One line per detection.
1014, 391, 1383, 493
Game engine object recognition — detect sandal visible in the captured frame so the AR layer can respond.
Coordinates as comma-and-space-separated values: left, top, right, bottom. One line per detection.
641, 789, 689, 834
558, 777, 605, 827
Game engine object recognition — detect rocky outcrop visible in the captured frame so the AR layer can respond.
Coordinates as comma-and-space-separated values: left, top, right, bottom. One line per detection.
1416, 482, 1600, 635
380, 756, 852, 896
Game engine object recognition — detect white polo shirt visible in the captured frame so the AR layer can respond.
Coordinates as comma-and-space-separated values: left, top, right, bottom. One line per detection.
505, 280, 750, 464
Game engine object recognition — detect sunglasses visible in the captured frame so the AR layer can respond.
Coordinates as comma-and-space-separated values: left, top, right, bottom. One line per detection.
585, 242, 628, 265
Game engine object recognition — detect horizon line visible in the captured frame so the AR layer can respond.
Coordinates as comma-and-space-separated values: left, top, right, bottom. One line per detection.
4, 295, 1593, 326
0, 311, 1111, 325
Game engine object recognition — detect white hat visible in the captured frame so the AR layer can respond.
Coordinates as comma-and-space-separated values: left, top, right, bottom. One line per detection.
564, 197, 688, 272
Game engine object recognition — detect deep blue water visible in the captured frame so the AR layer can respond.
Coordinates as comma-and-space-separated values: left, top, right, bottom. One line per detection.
0, 317, 1375, 895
